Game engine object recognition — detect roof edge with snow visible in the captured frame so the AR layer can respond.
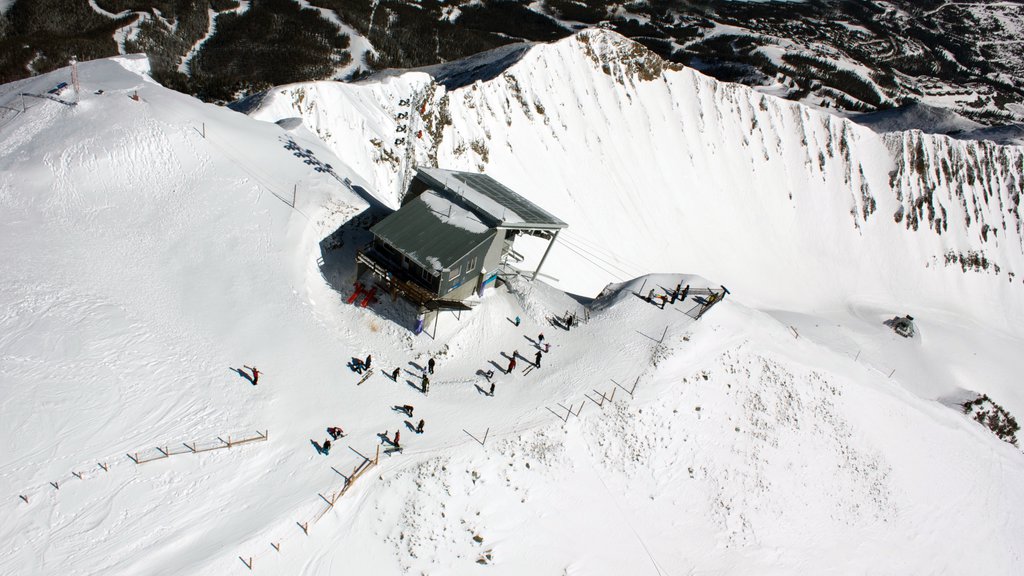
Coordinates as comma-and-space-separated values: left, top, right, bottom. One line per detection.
415, 167, 567, 232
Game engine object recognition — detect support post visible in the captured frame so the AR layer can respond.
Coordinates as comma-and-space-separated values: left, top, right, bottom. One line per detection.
531, 230, 560, 281
375, 444, 380, 465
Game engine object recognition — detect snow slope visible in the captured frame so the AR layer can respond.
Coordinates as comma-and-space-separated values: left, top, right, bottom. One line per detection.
251, 31, 1024, 328
1, 33, 1024, 576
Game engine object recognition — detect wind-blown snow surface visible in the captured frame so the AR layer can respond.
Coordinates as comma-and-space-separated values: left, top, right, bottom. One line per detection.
1, 34, 1024, 576
252, 31, 1024, 328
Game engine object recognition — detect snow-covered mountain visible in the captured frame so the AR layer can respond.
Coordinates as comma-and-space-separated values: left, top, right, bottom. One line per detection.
1, 30, 1023, 576
251, 31, 1024, 325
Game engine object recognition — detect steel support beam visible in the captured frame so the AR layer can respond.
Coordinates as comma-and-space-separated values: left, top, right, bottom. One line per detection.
532, 229, 560, 281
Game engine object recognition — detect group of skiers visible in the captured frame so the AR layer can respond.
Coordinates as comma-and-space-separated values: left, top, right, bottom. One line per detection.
503, 335, 548, 375
647, 283, 690, 309
352, 354, 372, 374
376, 357, 438, 453
320, 307, 571, 457
320, 426, 345, 454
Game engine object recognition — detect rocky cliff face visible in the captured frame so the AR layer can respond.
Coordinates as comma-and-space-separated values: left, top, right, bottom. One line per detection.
252, 30, 1024, 324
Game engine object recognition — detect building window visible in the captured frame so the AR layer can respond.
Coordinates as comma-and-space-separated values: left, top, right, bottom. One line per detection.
448, 265, 461, 281
465, 257, 477, 274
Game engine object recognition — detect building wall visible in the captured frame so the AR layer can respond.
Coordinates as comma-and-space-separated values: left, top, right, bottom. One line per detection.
438, 237, 496, 298
482, 229, 506, 273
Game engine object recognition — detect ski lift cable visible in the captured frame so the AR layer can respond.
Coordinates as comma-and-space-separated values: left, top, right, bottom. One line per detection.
559, 231, 647, 278
559, 238, 635, 280
560, 230, 645, 275
557, 241, 628, 283
555, 239, 628, 282
558, 235, 640, 280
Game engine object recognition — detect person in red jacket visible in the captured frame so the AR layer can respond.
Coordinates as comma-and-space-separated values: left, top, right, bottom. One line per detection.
393, 430, 401, 448
244, 365, 260, 385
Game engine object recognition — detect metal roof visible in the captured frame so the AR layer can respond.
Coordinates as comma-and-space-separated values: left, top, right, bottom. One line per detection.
370, 191, 496, 272
416, 167, 567, 231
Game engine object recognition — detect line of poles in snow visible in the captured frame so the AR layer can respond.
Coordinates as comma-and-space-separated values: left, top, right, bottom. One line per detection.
15, 429, 269, 506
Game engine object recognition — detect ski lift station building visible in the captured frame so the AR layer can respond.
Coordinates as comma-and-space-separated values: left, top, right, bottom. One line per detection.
356, 167, 567, 312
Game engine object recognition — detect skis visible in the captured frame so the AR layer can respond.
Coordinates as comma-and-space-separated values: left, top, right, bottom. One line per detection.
356, 369, 374, 386
360, 286, 378, 307
346, 282, 364, 304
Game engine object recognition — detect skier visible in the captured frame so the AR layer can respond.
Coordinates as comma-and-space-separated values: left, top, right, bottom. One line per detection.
514, 315, 521, 327
489, 381, 496, 396
535, 350, 542, 368
402, 404, 414, 417
244, 365, 260, 385
507, 356, 516, 374
680, 284, 690, 303
364, 354, 372, 371
428, 358, 435, 374
393, 430, 400, 448
327, 426, 344, 440
544, 343, 551, 353
421, 374, 429, 394
565, 315, 573, 330
392, 367, 401, 381
322, 439, 332, 455
538, 333, 544, 344
647, 289, 655, 303
416, 419, 425, 434
484, 369, 495, 380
